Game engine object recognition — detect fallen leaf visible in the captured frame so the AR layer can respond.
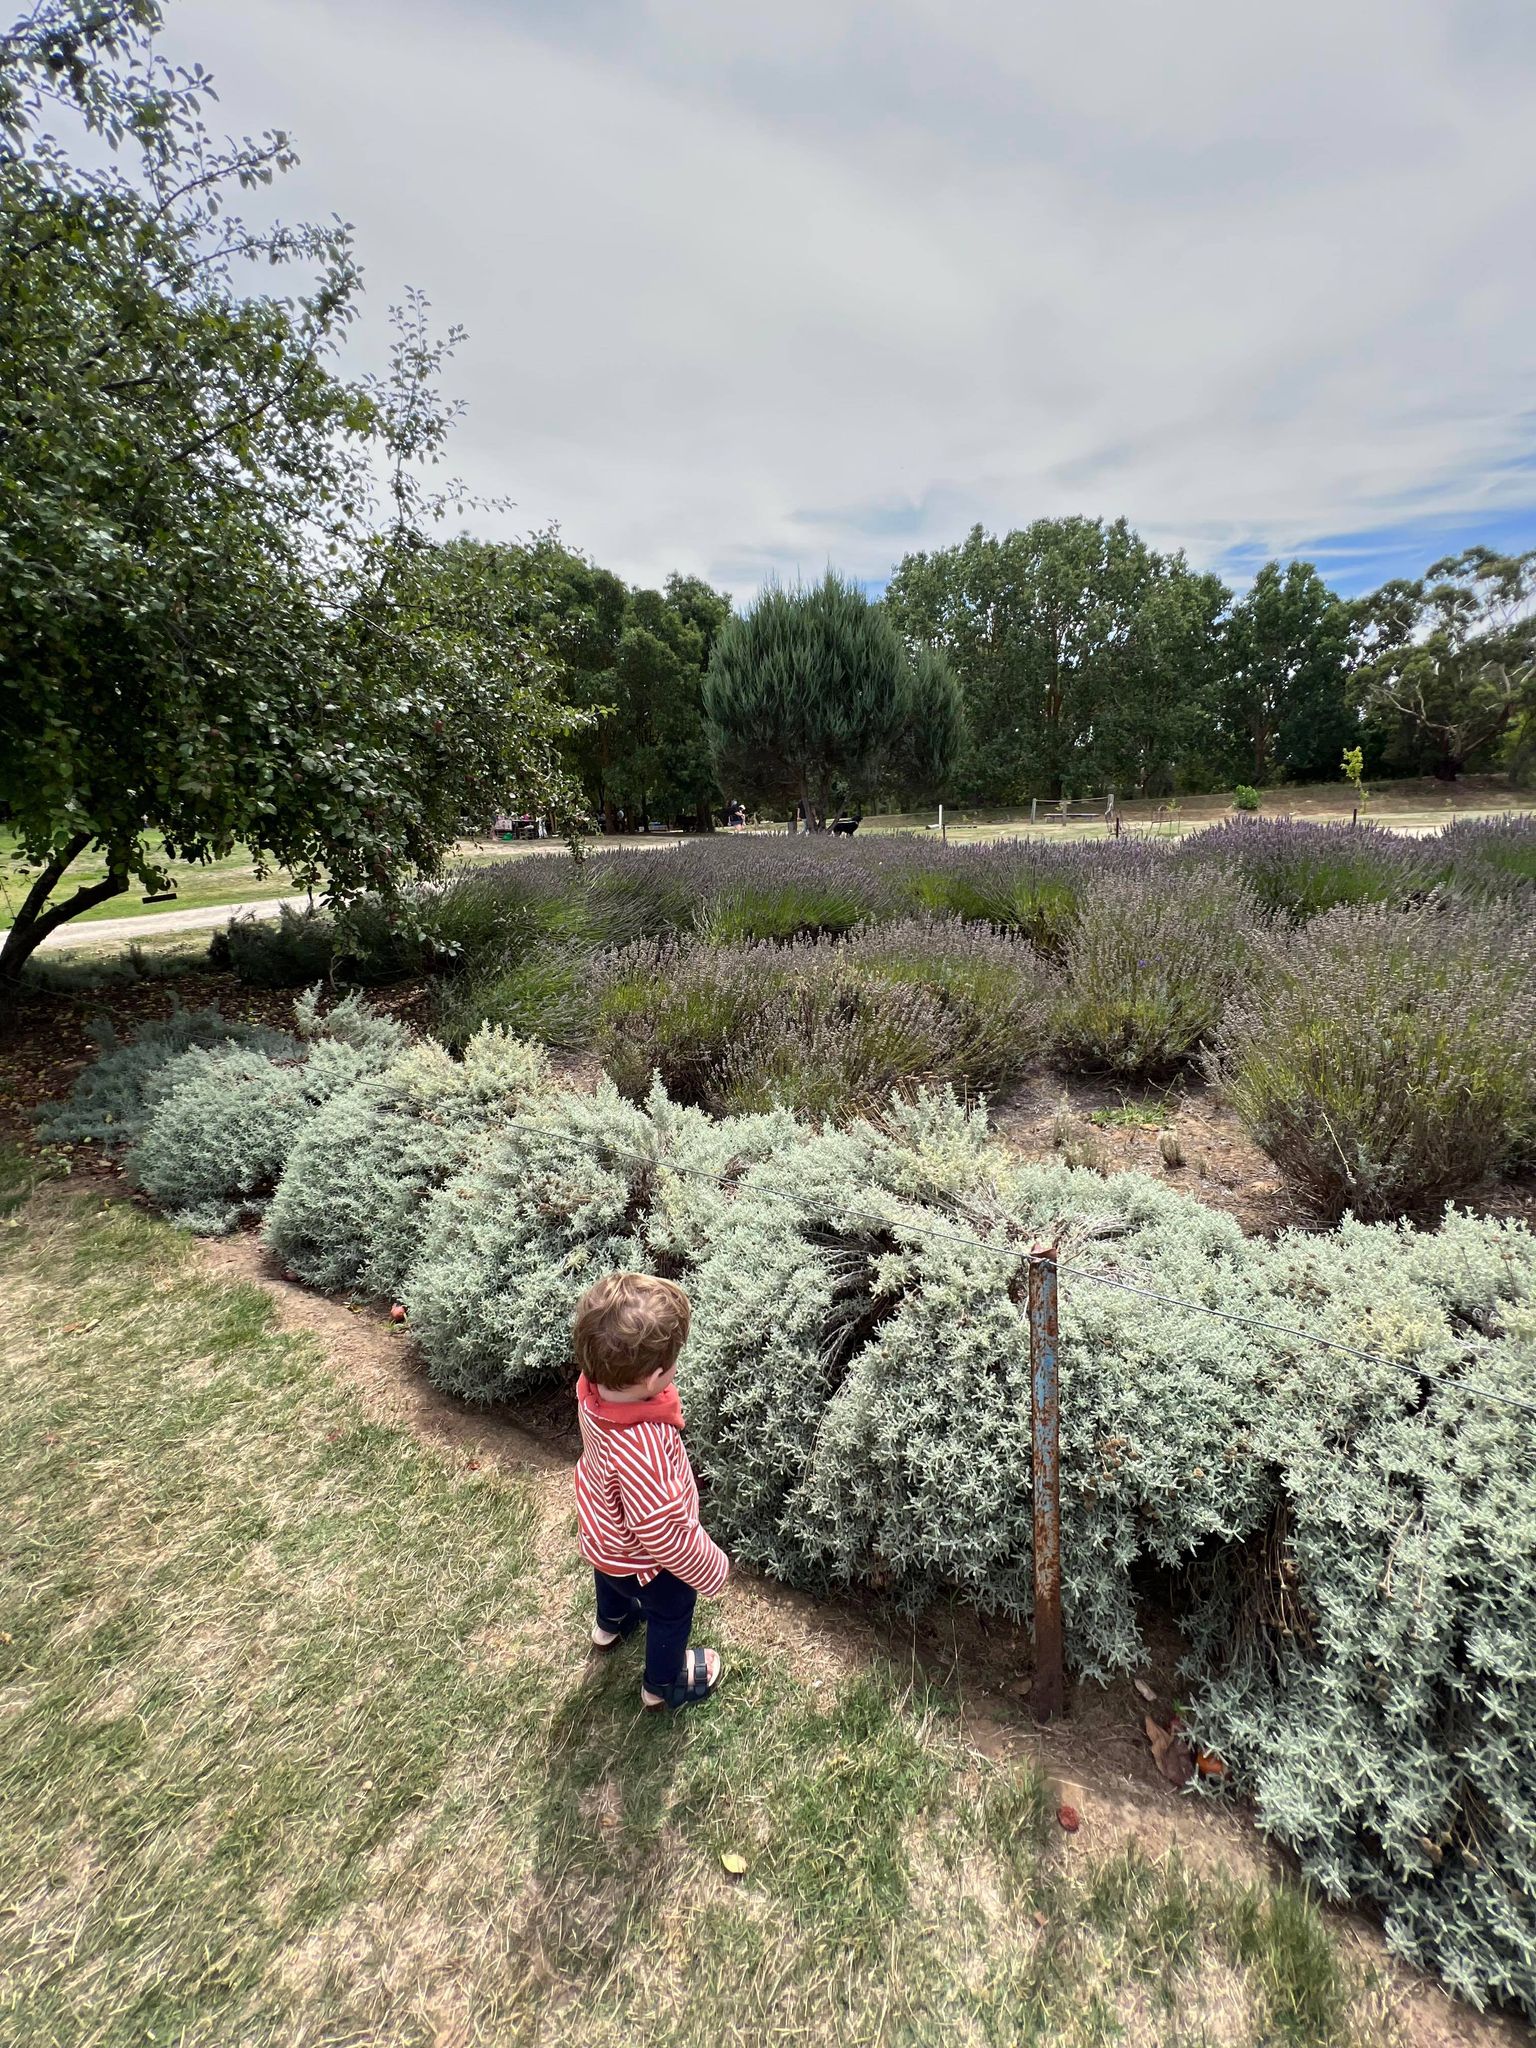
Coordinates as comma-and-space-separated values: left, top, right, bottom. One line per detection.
1144, 1714, 1196, 1787
1032, 1908, 1048, 1927
720, 1850, 749, 1875
1056, 1804, 1081, 1833
1133, 1677, 1156, 1704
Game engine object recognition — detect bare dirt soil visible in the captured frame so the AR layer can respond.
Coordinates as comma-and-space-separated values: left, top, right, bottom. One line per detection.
990, 1065, 1536, 1240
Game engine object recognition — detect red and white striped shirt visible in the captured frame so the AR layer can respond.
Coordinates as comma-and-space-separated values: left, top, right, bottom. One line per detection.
573, 1374, 730, 1597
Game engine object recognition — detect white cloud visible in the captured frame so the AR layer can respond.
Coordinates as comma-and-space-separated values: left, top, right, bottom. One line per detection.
164, 0, 1536, 594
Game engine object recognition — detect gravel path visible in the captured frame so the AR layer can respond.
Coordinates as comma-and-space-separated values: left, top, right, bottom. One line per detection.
32, 894, 309, 951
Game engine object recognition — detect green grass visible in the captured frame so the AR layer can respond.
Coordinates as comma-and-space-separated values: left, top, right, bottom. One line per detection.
1088, 1106, 1162, 1131
0, 834, 305, 927
0, 1165, 1399, 2046
0, 834, 550, 934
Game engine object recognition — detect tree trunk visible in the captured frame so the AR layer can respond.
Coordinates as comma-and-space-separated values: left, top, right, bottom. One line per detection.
0, 836, 130, 989
1432, 753, 1461, 782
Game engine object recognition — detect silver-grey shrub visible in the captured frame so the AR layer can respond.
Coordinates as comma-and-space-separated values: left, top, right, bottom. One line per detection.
38, 1004, 296, 1148
263, 1027, 551, 1299
682, 1104, 1270, 1675
1053, 868, 1259, 1076
402, 1080, 801, 1403
1187, 1209, 1536, 2012
126, 993, 409, 1233
1213, 898, 1536, 1220
677, 1118, 1536, 2010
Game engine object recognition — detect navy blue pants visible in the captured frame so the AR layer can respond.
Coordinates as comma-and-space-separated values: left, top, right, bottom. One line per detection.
594, 1568, 696, 1692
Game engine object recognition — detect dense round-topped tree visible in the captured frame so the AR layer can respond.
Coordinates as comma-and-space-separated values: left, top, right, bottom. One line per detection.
703, 573, 959, 829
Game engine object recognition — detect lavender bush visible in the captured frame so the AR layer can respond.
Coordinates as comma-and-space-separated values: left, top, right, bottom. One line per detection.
1213, 899, 1536, 1220
1432, 813, 1536, 895
1180, 818, 1435, 919
1053, 869, 1259, 1077
594, 919, 1056, 1115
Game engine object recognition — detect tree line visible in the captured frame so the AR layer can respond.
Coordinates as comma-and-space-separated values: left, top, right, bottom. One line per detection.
459, 521, 1534, 826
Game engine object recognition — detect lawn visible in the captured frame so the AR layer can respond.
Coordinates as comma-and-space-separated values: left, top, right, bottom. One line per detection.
0, 836, 552, 935
0, 1155, 1398, 2048
0, 835, 309, 928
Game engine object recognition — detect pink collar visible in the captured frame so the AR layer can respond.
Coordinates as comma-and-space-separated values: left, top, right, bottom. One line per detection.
576, 1372, 685, 1432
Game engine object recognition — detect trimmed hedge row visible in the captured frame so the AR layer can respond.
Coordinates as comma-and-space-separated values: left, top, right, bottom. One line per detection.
45, 998, 1536, 2015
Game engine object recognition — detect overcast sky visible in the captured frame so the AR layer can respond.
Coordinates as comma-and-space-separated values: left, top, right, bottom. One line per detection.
165, 0, 1536, 601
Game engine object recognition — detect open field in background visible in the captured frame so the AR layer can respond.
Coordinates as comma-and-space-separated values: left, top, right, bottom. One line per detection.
6, 780, 1533, 941
860, 776, 1535, 844
1, 1154, 1505, 2048
0, 836, 542, 934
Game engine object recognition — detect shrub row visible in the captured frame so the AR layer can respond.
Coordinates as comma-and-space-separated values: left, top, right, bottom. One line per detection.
503, 890, 1534, 1221
51, 1007, 1536, 2015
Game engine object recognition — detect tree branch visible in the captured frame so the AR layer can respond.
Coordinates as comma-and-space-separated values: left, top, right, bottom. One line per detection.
0, 836, 130, 985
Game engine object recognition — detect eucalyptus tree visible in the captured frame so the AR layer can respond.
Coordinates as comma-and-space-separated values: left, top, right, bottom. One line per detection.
1221, 561, 1356, 784
1355, 547, 1536, 780
886, 519, 1228, 800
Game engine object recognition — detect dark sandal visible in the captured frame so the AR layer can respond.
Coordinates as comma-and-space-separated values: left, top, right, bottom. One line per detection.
591, 1611, 642, 1653
642, 1646, 722, 1711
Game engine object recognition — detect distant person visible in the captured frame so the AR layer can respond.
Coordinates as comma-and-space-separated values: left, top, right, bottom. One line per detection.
572, 1273, 727, 1710
727, 799, 747, 830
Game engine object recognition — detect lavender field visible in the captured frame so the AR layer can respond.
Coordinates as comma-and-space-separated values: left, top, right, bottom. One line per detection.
205, 814, 1536, 1226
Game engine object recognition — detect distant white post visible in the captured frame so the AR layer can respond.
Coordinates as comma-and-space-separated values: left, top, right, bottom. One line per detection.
939, 803, 946, 845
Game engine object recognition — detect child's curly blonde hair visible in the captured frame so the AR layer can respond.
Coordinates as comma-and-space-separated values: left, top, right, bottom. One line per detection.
572, 1272, 691, 1390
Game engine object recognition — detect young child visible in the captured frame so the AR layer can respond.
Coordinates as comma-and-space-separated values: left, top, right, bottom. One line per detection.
572, 1272, 728, 1710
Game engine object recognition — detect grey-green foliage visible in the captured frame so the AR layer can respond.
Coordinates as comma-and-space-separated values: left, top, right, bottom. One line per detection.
683, 1104, 1269, 1674
65, 991, 1536, 2012
126, 992, 409, 1234
1053, 867, 1259, 1077
37, 1003, 298, 1147
681, 1119, 1536, 2015
1187, 1210, 1536, 2013
263, 1027, 552, 1300
404, 1079, 801, 1404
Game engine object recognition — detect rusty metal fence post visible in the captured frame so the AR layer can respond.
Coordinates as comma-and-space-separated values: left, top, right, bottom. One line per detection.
1026, 1247, 1065, 1721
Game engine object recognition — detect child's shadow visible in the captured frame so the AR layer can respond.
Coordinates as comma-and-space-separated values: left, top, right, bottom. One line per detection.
510, 1649, 695, 1994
